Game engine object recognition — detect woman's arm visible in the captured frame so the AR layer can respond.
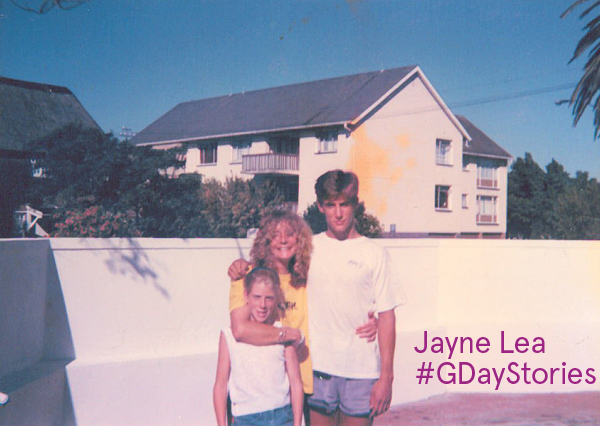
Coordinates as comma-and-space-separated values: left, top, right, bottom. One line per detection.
213, 332, 231, 426
230, 305, 303, 346
284, 345, 304, 426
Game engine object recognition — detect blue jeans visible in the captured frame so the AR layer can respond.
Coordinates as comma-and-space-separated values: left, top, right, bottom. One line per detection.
234, 404, 293, 426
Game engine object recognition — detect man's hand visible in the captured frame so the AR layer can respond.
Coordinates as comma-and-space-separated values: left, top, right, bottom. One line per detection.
227, 258, 251, 280
355, 311, 378, 342
369, 376, 392, 417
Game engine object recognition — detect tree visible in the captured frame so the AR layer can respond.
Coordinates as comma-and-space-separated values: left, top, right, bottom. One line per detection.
562, 0, 600, 137
26, 125, 286, 237
507, 153, 600, 240
538, 159, 571, 234
507, 153, 546, 238
302, 201, 383, 238
554, 172, 600, 239
27, 125, 190, 236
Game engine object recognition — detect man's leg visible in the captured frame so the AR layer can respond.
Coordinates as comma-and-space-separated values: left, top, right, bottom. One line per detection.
307, 372, 340, 426
338, 412, 373, 426
309, 408, 339, 426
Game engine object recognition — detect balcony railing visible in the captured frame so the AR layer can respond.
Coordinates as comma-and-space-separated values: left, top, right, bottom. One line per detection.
242, 153, 299, 174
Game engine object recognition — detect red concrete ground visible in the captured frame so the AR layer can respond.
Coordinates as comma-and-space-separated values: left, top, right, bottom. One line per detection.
374, 392, 600, 426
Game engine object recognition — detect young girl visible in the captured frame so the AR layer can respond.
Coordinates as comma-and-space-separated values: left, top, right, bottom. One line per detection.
214, 267, 303, 426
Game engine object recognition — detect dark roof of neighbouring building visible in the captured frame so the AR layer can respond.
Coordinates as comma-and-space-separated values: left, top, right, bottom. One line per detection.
457, 115, 512, 159
132, 66, 420, 145
0, 76, 101, 153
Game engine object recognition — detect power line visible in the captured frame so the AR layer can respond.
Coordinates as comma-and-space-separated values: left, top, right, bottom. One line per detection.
450, 83, 576, 109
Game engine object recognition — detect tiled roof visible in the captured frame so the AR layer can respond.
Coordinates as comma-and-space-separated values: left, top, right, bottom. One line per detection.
132, 66, 418, 145
0, 76, 101, 152
457, 115, 512, 159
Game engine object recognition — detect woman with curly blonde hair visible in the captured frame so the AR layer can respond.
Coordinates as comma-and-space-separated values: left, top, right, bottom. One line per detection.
250, 210, 312, 289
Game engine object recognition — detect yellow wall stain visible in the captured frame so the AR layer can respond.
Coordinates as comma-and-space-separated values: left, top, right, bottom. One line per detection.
347, 125, 407, 218
396, 134, 411, 149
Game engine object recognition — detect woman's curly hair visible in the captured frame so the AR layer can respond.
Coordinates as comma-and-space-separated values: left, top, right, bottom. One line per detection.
250, 211, 313, 288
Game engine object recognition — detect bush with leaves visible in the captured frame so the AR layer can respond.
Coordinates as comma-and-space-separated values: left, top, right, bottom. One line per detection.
53, 204, 141, 237
302, 201, 382, 237
202, 177, 284, 238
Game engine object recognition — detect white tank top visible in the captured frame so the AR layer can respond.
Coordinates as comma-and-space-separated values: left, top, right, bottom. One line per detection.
222, 325, 290, 416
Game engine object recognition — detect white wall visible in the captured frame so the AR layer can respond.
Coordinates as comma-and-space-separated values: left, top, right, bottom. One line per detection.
1, 238, 598, 425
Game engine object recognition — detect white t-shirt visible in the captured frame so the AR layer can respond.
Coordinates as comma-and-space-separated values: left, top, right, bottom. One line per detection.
222, 325, 290, 417
307, 233, 404, 379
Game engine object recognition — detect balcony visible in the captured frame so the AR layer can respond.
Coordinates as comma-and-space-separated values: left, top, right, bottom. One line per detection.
242, 153, 299, 174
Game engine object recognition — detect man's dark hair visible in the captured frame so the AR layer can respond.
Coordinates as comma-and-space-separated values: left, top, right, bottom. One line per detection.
315, 170, 359, 205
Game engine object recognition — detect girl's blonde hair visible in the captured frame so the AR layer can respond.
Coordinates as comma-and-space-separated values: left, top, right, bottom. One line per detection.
250, 211, 313, 288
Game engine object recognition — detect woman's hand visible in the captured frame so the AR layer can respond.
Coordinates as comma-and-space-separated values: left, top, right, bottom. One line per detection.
355, 311, 378, 342
227, 258, 251, 280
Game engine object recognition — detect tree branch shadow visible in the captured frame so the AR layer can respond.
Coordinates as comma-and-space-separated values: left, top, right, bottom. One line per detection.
99, 238, 170, 300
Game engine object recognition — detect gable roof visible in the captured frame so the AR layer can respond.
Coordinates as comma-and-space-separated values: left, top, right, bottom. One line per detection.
457, 115, 512, 159
0, 76, 101, 153
133, 66, 454, 146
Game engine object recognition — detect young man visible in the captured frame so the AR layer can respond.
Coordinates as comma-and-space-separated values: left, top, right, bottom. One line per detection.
306, 170, 403, 426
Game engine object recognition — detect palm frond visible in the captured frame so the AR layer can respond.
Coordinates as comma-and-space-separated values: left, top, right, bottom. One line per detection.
563, 0, 600, 137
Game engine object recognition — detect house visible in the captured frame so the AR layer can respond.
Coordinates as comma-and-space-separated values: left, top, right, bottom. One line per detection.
132, 66, 512, 238
0, 76, 101, 237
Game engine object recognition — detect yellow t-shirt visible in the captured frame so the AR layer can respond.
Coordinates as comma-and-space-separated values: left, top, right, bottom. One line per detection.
229, 274, 313, 394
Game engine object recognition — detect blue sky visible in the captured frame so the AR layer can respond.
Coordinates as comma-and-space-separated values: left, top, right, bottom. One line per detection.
2, 0, 599, 178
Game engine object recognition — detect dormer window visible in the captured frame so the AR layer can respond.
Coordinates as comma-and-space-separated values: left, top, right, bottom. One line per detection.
316, 130, 338, 153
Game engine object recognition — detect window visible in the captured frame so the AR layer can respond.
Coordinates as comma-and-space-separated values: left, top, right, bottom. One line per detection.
270, 137, 299, 154
232, 141, 251, 163
316, 130, 338, 153
200, 143, 217, 165
462, 194, 468, 209
30, 158, 46, 178
435, 185, 451, 210
477, 159, 498, 188
477, 195, 497, 224
436, 139, 452, 165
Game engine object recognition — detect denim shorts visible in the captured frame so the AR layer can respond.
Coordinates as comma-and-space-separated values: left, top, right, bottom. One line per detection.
234, 404, 293, 426
307, 371, 377, 417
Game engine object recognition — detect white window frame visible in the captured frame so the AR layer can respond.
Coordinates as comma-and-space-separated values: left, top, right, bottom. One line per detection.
316, 130, 338, 154
199, 143, 218, 165
30, 158, 47, 178
435, 185, 451, 210
436, 139, 452, 165
477, 159, 499, 188
462, 194, 468, 209
231, 141, 251, 164
476, 195, 498, 224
